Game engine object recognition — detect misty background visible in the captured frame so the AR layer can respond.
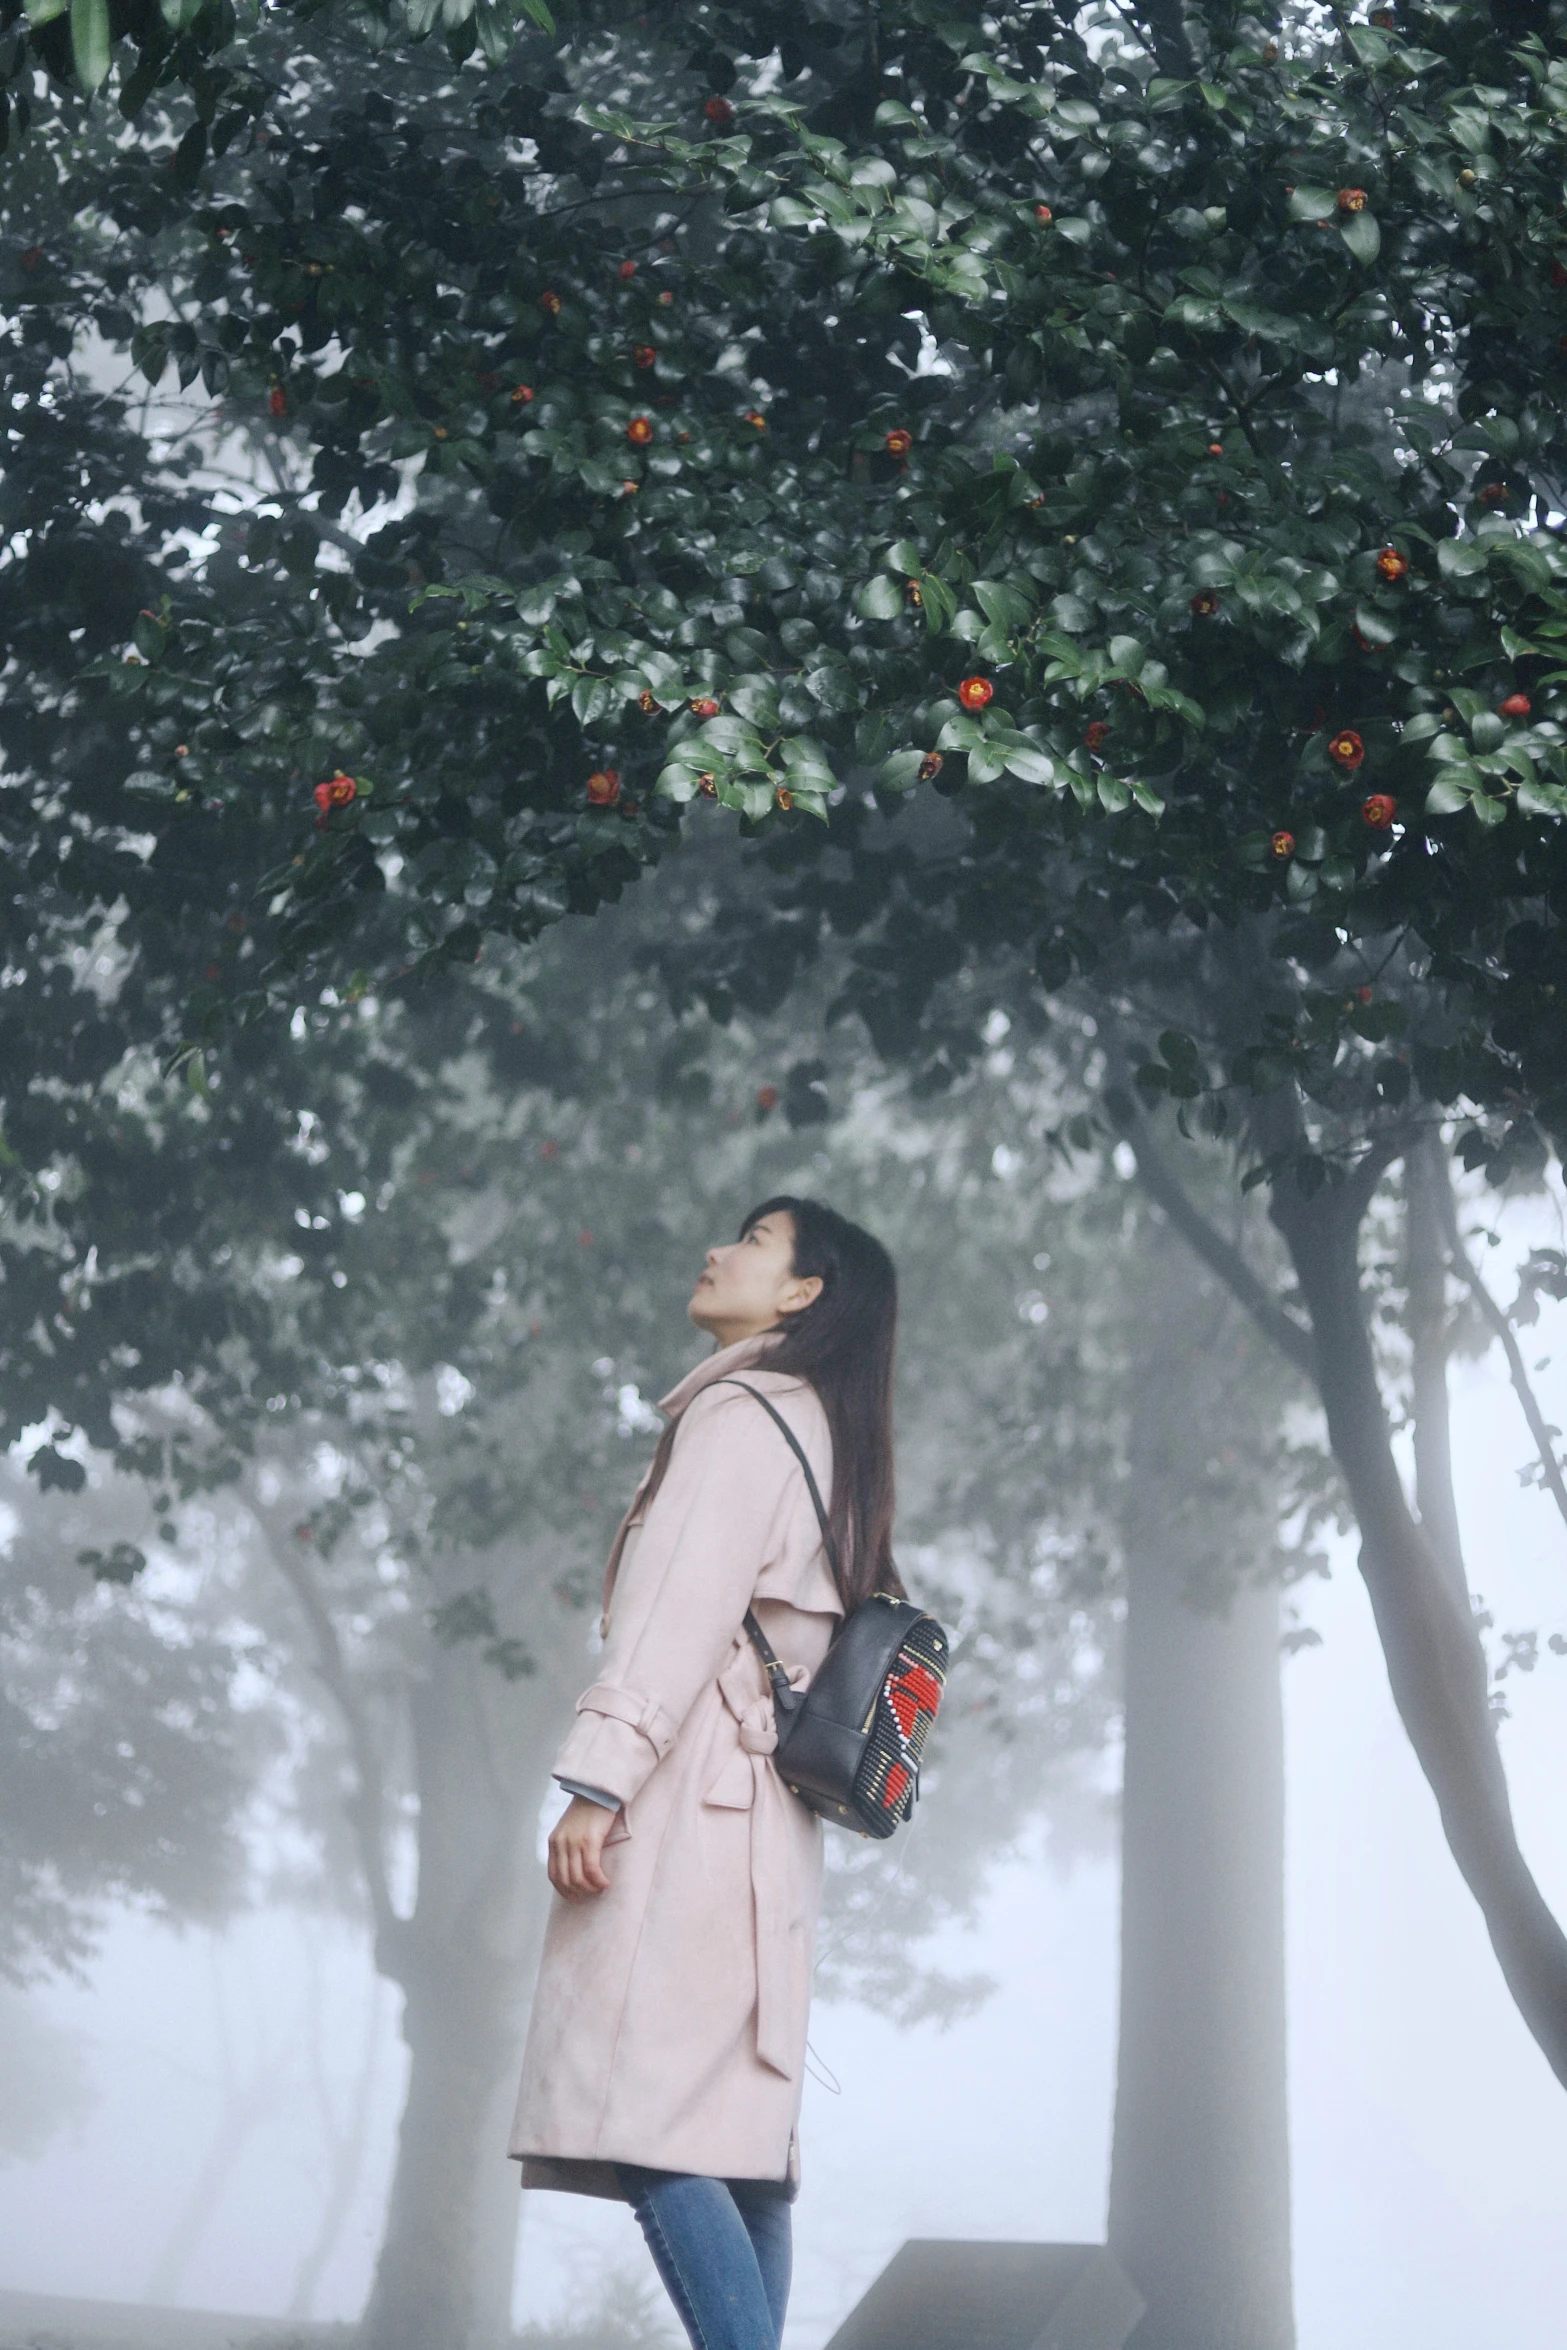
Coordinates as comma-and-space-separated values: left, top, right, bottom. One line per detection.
1, 863, 1564, 2350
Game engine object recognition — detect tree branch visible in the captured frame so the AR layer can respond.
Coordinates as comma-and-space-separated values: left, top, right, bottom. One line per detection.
251, 1489, 410, 1978
1115, 1094, 1316, 1378
1434, 1169, 1567, 1542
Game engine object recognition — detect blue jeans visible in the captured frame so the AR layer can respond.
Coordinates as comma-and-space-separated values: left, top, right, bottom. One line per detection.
618, 2166, 792, 2350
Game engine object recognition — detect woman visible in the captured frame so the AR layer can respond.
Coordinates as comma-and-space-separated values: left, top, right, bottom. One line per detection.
509, 1196, 902, 2350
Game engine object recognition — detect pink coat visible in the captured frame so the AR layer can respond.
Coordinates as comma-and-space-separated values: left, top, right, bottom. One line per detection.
509, 1335, 841, 2195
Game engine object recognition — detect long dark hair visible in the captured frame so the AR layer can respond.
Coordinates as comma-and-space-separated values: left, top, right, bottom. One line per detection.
626, 1199, 903, 1613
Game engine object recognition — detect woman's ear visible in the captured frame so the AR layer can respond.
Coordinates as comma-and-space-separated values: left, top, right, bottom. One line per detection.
781, 1273, 824, 1318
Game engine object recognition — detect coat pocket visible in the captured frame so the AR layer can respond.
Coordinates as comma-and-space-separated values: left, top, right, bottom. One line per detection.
701, 1751, 756, 1811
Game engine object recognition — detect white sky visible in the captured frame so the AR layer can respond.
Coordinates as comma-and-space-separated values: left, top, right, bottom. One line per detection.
1, 1278, 1564, 2348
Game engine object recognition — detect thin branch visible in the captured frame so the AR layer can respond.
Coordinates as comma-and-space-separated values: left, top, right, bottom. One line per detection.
1434, 1172, 1567, 1541
1116, 1094, 1317, 1378
252, 1490, 408, 1971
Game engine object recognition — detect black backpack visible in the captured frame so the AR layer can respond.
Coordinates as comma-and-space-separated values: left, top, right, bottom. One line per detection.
717, 1380, 949, 1840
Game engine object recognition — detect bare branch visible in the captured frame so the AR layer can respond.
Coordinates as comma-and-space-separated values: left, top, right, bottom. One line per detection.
250, 1488, 409, 1975
1434, 1171, 1567, 1542
1115, 1094, 1317, 1379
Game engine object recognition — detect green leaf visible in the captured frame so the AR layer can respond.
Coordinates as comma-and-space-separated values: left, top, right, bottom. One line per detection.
1425, 776, 1475, 815
854, 574, 905, 621
877, 751, 927, 792
1437, 538, 1489, 580
1339, 210, 1381, 265
22, 0, 69, 22
69, 0, 110, 87
1288, 186, 1339, 221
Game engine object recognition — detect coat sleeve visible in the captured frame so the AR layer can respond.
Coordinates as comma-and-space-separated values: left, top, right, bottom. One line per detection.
550, 1385, 794, 1808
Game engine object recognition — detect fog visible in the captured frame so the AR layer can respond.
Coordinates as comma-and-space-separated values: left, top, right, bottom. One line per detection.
2, 1267, 1564, 2350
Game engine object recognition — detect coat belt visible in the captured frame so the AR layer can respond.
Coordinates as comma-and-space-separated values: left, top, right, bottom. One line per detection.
717, 1640, 807, 2079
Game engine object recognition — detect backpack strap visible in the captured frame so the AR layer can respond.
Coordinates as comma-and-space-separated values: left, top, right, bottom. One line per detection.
712, 1377, 838, 1712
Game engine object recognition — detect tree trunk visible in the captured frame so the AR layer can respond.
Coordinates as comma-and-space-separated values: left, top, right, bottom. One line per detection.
1269, 1170, 1567, 2087
1107, 1237, 1294, 2350
358, 1596, 576, 2350
1405, 1137, 1467, 1607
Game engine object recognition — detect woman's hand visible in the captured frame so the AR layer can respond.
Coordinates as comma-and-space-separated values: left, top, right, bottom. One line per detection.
548, 1795, 618, 1902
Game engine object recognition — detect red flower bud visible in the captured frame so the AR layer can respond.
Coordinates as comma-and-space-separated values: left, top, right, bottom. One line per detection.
958, 676, 994, 711
1207, 442, 1223, 456
633, 345, 657, 370
617, 259, 637, 280
269, 385, 288, 418
774, 786, 794, 811
1328, 729, 1365, 769
1084, 721, 1109, 750
918, 753, 943, 781
1034, 204, 1053, 222
756, 1085, 779, 1110
704, 96, 734, 127
743, 409, 767, 430
511, 384, 534, 403
1499, 693, 1531, 718
539, 290, 562, 315
1271, 830, 1295, 859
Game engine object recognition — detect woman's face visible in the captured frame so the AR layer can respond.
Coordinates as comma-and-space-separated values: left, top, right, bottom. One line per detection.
688, 1212, 823, 1346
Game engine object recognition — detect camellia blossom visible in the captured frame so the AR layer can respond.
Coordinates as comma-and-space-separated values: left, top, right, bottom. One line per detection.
774, 786, 794, 811
690, 696, 721, 719
1376, 547, 1408, 581
1361, 793, 1397, 828
586, 769, 622, 806
1499, 693, 1532, 719
1190, 589, 1219, 617
313, 772, 357, 813
627, 416, 654, 446
918, 753, 943, 781
1085, 721, 1109, 751
1271, 830, 1295, 859
1338, 187, 1369, 212
704, 95, 734, 126
1328, 729, 1366, 769
884, 428, 913, 457
958, 676, 994, 711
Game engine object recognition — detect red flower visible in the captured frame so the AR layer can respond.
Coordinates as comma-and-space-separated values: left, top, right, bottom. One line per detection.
1376, 546, 1408, 582
756, 1085, 779, 1111
958, 676, 994, 711
1338, 187, 1369, 213
884, 427, 913, 457
313, 772, 358, 813
638, 690, 662, 714
774, 786, 794, 811
1328, 729, 1365, 769
1271, 830, 1295, 860
1034, 203, 1053, 222
269, 384, 288, 417
1084, 721, 1109, 750
1552, 261, 1567, 289
1351, 623, 1381, 653
586, 769, 621, 805
690, 696, 721, 718
539, 290, 562, 315
633, 346, 657, 370
918, 753, 943, 781
511, 384, 534, 403
657, 289, 675, 307
1500, 693, 1532, 718
743, 409, 767, 430
1357, 985, 1374, 1003
697, 772, 717, 796
627, 416, 654, 446
1361, 793, 1396, 828
1207, 441, 1223, 456
21, 245, 42, 272
617, 259, 637, 280
1190, 589, 1219, 617
906, 580, 923, 607
620, 479, 639, 496
704, 95, 734, 126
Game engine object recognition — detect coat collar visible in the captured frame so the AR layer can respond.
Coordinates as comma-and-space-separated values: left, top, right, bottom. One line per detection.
658, 1332, 782, 1420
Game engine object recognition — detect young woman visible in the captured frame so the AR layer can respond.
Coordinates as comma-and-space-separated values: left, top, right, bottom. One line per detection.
509, 1196, 901, 2350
